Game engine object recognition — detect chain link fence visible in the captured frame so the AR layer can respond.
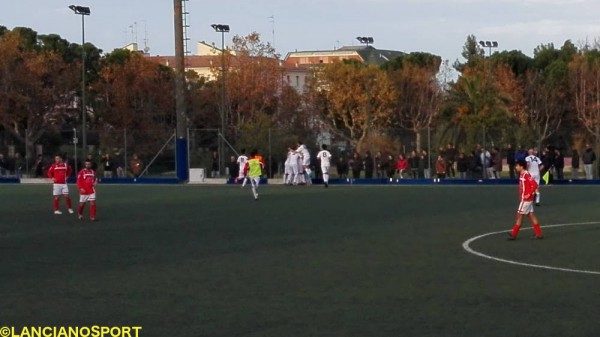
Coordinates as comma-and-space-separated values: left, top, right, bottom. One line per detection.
0, 125, 595, 181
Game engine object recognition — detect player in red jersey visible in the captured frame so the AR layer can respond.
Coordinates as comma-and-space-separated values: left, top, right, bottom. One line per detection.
76, 159, 98, 221
47, 154, 74, 215
508, 160, 543, 240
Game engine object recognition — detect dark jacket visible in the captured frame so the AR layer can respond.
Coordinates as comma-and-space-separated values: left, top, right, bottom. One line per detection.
583, 149, 596, 165
572, 152, 580, 169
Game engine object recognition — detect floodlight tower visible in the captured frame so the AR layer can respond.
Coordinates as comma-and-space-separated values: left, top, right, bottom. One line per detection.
356, 36, 374, 47
479, 40, 498, 57
211, 24, 230, 176
69, 5, 90, 160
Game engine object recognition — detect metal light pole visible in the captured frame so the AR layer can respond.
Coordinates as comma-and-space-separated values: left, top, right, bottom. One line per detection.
478, 40, 498, 179
211, 24, 230, 177
174, 0, 189, 181
69, 5, 90, 160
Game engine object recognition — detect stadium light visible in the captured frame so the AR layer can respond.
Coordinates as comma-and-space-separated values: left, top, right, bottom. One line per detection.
356, 36, 374, 47
69, 5, 91, 160
479, 40, 498, 57
212, 23, 230, 176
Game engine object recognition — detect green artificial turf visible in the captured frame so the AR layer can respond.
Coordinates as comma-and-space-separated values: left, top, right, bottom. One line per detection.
1, 184, 600, 337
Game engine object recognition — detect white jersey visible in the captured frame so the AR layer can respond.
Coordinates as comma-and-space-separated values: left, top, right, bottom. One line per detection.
297, 144, 310, 166
237, 155, 248, 171
316, 150, 332, 167
290, 152, 300, 166
525, 155, 541, 176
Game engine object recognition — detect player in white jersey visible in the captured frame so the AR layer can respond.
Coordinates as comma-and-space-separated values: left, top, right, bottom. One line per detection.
296, 141, 312, 185
289, 149, 300, 185
525, 148, 543, 206
316, 144, 332, 188
237, 149, 249, 187
284, 148, 293, 185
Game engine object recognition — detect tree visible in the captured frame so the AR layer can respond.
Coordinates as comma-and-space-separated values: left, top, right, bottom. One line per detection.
570, 51, 600, 148
92, 49, 176, 154
385, 53, 443, 151
444, 62, 513, 147
453, 34, 485, 72
0, 29, 79, 157
215, 32, 282, 131
307, 60, 396, 152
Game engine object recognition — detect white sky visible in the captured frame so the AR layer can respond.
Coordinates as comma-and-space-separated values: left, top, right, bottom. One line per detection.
2, 0, 600, 62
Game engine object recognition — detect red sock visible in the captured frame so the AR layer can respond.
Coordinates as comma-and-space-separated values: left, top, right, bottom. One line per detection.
53, 198, 59, 210
533, 224, 542, 237
66, 197, 72, 209
91, 204, 96, 219
78, 204, 85, 215
511, 224, 521, 238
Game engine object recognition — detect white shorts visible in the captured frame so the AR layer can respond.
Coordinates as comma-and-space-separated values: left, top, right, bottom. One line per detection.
249, 176, 261, 188
517, 201, 534, 215
321, 165, 330, 174
79, 193, 96, 203
303, 157, 311, 166
531, 174, 540, 185
53, 184, 69, 196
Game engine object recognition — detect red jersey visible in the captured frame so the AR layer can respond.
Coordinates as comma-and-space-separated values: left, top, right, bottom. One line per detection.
77, 168, 97, 195
48, 163, 72, 184
396, 159, 408, 171
519, 171, 538, 201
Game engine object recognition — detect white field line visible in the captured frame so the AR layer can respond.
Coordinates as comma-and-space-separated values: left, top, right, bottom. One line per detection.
462, 222, 600, 276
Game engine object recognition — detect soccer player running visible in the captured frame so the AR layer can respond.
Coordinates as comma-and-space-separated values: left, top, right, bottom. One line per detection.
525, 148, 543, 206
316, 144, 332, 188
237, 149, 249, 187
243, 150, 265, 200
76, 159, 98, 221
47, 154, 74, 215
508, 160, 543, 240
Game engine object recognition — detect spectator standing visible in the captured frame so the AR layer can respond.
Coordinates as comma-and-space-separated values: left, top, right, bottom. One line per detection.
582, 144, 596, 180
364, 151, 374, 179
420, 150, 430, 179
408, 151, 419, 179
375, 151, 384, 178
114, 151, 125, 178
350, 152, 362, 179
396, 154, 408, 179
336, 156, 349, 180
571, 149, 580, 179
227, 155, 238, 181
102, 153, 116, 178
492, 147, 502, 179
435, 155, 447, 181
445, 143, 458, 178
0, 154, 8, 176
211, 151, 219, 178
14, 153, 24, 177
554, 149, 565, 180
34, 155, 45, 177
129, 154, 144, 178
384, 154, 395, 181
457, 152, 468, 179
506, 144, 516, 179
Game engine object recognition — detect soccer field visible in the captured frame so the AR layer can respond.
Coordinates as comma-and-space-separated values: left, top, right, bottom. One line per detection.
1, 183, 600, 337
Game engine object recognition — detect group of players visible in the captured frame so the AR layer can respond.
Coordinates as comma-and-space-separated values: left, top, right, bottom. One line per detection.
47, 154, 97, 221
283, 143, 332, 188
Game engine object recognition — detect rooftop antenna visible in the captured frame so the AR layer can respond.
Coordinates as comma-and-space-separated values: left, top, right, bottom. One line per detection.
143, 20, 150, 54
268, 15, 275, 49
129, 22, 138, 46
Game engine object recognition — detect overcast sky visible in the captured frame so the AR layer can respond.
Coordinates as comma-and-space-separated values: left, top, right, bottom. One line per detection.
3, 0, 600, 63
